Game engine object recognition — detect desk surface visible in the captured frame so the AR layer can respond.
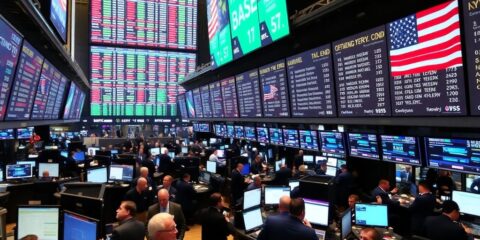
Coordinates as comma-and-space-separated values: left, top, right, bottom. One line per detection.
352, 225, 403, 240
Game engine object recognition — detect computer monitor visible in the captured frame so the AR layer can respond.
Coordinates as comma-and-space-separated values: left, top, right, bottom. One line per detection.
210, 138, 218, 144
325, 166, 337, 177
206, 161, 216, 174
150, 148, 160, 156
264, 186, 290, 205
289, 180, 299, 190
243, 207, 263, 232
17, 206, 60, 240
241, 163, 250, 175
0, 128, 14, 140
60, 150, 68, 158
73, 151, 85, 162
63, 211, 98, 240
355, 203, 388, 227
341, 209, 352, 239
304, 198, 329, 227
181, 146, 188, 154
17, 161, 36, 169
6, 164, 33, 179
38, 163, 60, 178
244, 188, 261, 210
109, 165, 134, 182
110, 149, 118, 156
303, 155, 314, 164
216, 149, 225, 158
87, 147, 100, 156
326, 157, 337, 167
86, 167, 108, 183
315, 156, 327, 164
168, 152, 175, 159
452, 190, 480, 217
199, 171, 211, 185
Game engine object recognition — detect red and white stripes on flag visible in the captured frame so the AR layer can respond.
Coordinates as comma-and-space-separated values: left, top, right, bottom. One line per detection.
389, 0, 462, 77
208, 0, 219, 40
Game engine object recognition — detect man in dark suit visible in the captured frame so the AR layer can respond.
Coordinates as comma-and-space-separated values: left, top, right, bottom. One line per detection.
158, 148, 173, 174
231, 163, 247, 207
199, 193, 233, 240
111, 201, 145, 240
424, 200, 472, 240
125, 177, 152, 223
132, 167, 156, 196
141, 156, 156, 179
335, 165, 354, 208
159, 175, 177, 201
175, 173, 196, 223
257, 198, 317, 240
371, 179, 399, 207
409, 181, 436, 235
293, 150, 304, 170
147, 189, 186, 240
275, 164, 292, 186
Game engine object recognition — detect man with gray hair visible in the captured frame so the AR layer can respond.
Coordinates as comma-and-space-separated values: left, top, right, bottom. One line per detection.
148, 213, 177, 240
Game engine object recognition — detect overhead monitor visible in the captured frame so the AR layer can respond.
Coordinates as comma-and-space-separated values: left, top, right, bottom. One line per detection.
236, 69, 263, 117
355, 203, 389, 227
206, 161, 216, 174
259, 60, 290, 117
452, 190, 480, 217
50, 0, 68, 42
464, 0, 480, 115
63, 82, 86, 120
192, 88, 204, 118
38, 163, 60, 178
256, 127, 269, 143
320, 131, 345, 157
289, 180, 299, 190
17, 127, 34, 140
177, 94, 188, 119
86, 167, 108, 183
0, 129, 14, 140
269, 128, 283, 145
243, 188, 261, 210
242, 207, 263, 232
299, 130, 319, 151
63, 211, 98, 240
214, 124, 226, 137
426, 137, 480, 174
17, 205, 60, 240
341, 209, 352, 239
221, 77, 239, 117
6, 164, 32, 180
234, 126, 244, 139
264, 186, 290, 205
348, 133, 380, 160
109, 164, 134, 182
209, 81, 224, 118
304, 198, 329, 227
244, 127, 256, 141
200, 85, 213, 117
283, 129, 299, 148
226, 125, 235, 138
381, 135, 421, 166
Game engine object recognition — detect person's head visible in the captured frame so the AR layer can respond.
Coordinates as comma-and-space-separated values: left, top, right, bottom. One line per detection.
278, 195, 291, 213
280, 164, 287, 170
289, 198, 306, 220
439, 170, 451, 177
340, 164, 348, 173
158, 189, 170, 208
442, 200, 460, 221
298, 150, 304, 156
209, 192, 223, 208
138, 148, 144, 154
183, 173, 191, 182
253, 176, 261, 187
20, 235, 38, 240
418, 180, 431, 194
163, 148, 169, 155
140, 167, 149, 178
348, 194, 360, 209
404, 165, 411, 173
136, 177, 148, 192
360, 227, 382, 240
42, 170, 50, 178
148, 213, 177, 240
116, 201, 136, 221
163, 175, 173, 188
255, 154, 262, 163
378, 179, 391, 191
212, 149, 218, 155
236, 163, 244, 172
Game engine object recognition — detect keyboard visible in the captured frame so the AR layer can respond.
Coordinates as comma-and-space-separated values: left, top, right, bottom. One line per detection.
464, 222, 480, 236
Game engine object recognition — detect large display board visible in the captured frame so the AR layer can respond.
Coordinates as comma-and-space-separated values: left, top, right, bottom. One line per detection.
387, 0, 466, 116
90, 46, 195, 118
200, 85, 213, 118
207, 0, 233, 67
31, 60, 55, 120
50, 0, 68, 42
259, 59, 289, 117
63, 82, 86, 120
177, 94, 188, 119
258, 0, 289, 45
333, 26, 391, 117
228, 0, 261, 59
90, 0, 197, 50
236, 69, 262, 117
48, 75, 68, 120
209, 81, 224, 118
220, 77, 238, 118
192, 88, 204, 118
463, 0, 480, 115
185, 90, 195, 118
426, 137, 480, 174
0, 16, 23, 121
287, 44, 336, 117
6, 41, 44, 121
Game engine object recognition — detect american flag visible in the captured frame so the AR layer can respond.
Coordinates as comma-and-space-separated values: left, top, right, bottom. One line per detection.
263, 84, 278, 101
388, 0, 462, 77
208, 0, 219, 40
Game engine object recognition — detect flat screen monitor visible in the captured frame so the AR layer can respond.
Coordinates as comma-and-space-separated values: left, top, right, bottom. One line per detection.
17, 161, 36, 168
168, 152, 175, 159
226, 125, 235, 138
241, 163, 250, 175
244, 188, 261, 210
381, 135, 421, 166
326, 157, 337, 167
216, 149, 225, 158
315, 156, 327, 164
355, 203, 388, 227
110, 149, 118, 156
38, 163, 60, 178
326, 166, 337, 177
348, 133, 380, 160
264, 186, 290, 205
269, 128, 284, 145
73, 151, 85, 162
63, 211, 97, 240
244, 127, 256, 141
17, 127, 34, 140
209, 138, 218, 144
320, 131, 346, 157
257, 127, 269, 143
341, 209, 352, 239
86, 167, 108, 183
17, 206, 59, 240
181, 147, 188, 154
283, 129, 299, 148
299, 130, 319, 150
452, 190, 480, 217
289, 180, 299, 190
60, 150, 68, 158
304, 198, 329, 227
109, 164, 134, 182
234, 126, 244, 139
0, 129, 14, 140
50, 0, 68, 42
303, 155, 314, 164
150, 148, 160, 156
87, 147, 99, 156
6, 164, 32, 179
206, 161, 216, 174
214, 124, 226, 137
243, 207, 263, 232
426, 138, 480, 174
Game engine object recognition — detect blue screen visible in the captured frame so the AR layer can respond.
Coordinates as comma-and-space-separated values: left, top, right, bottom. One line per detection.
381, 135, 420, 165
50, 0, 67, 42
60, 150, 68, 158
73, 151, 85, 162
234, 126, 244, 139
320, 131, 345, 157
226, 125, 235, 138
426, 138, 480, 174
283, 129, 299, 148
215, 124, 225, 137
63, 212, 97, 240
6, 164, 32, 179
355, 203, 388, 227
0, 129, 14, 140
299, 130, 318, 150
256, 127, 269, 143
269, 128, 283, 145
348, 133, 379, 160
244, 127, 256, 141
241, 163, 250, 175
17, 127, 33, 140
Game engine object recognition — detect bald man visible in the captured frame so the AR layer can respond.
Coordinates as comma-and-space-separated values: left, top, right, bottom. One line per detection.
125, 177, 152, 223
278, 196, 291, 214
148, 189, 186, 240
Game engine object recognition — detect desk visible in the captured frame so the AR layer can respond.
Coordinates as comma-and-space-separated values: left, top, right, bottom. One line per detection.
352, 225, 403, 239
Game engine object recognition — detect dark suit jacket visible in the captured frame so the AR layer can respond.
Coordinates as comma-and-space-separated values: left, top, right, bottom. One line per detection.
409, 192, 436, 235
147, 201, 186, 240
371, 186, 397, 207
231, 169, 246, 204
158, 154, 173, 173
424, 215, 468, 240
175, 180, 196, 215
125, 188, 152, 212
257, 214, 317, 240
200, 207, 232, 240
110, 218, 145, 240
274, 168, 292, 186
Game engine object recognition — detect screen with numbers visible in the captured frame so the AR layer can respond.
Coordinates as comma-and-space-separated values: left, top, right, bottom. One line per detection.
192, 88, 203, 118
210, 81, 224, 118
259, 59, 290, 117
220, 77, 238, 118
236, 69, 262, 117
463, 0, 480, 115
201, 85, 213, 118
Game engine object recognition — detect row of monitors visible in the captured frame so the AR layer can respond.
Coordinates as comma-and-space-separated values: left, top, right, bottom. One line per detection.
183, 0, 480, 118
0, 127, 33, 140
0, 15, 86, 121
17, 206, 97, 240
204, 124, 480, 175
